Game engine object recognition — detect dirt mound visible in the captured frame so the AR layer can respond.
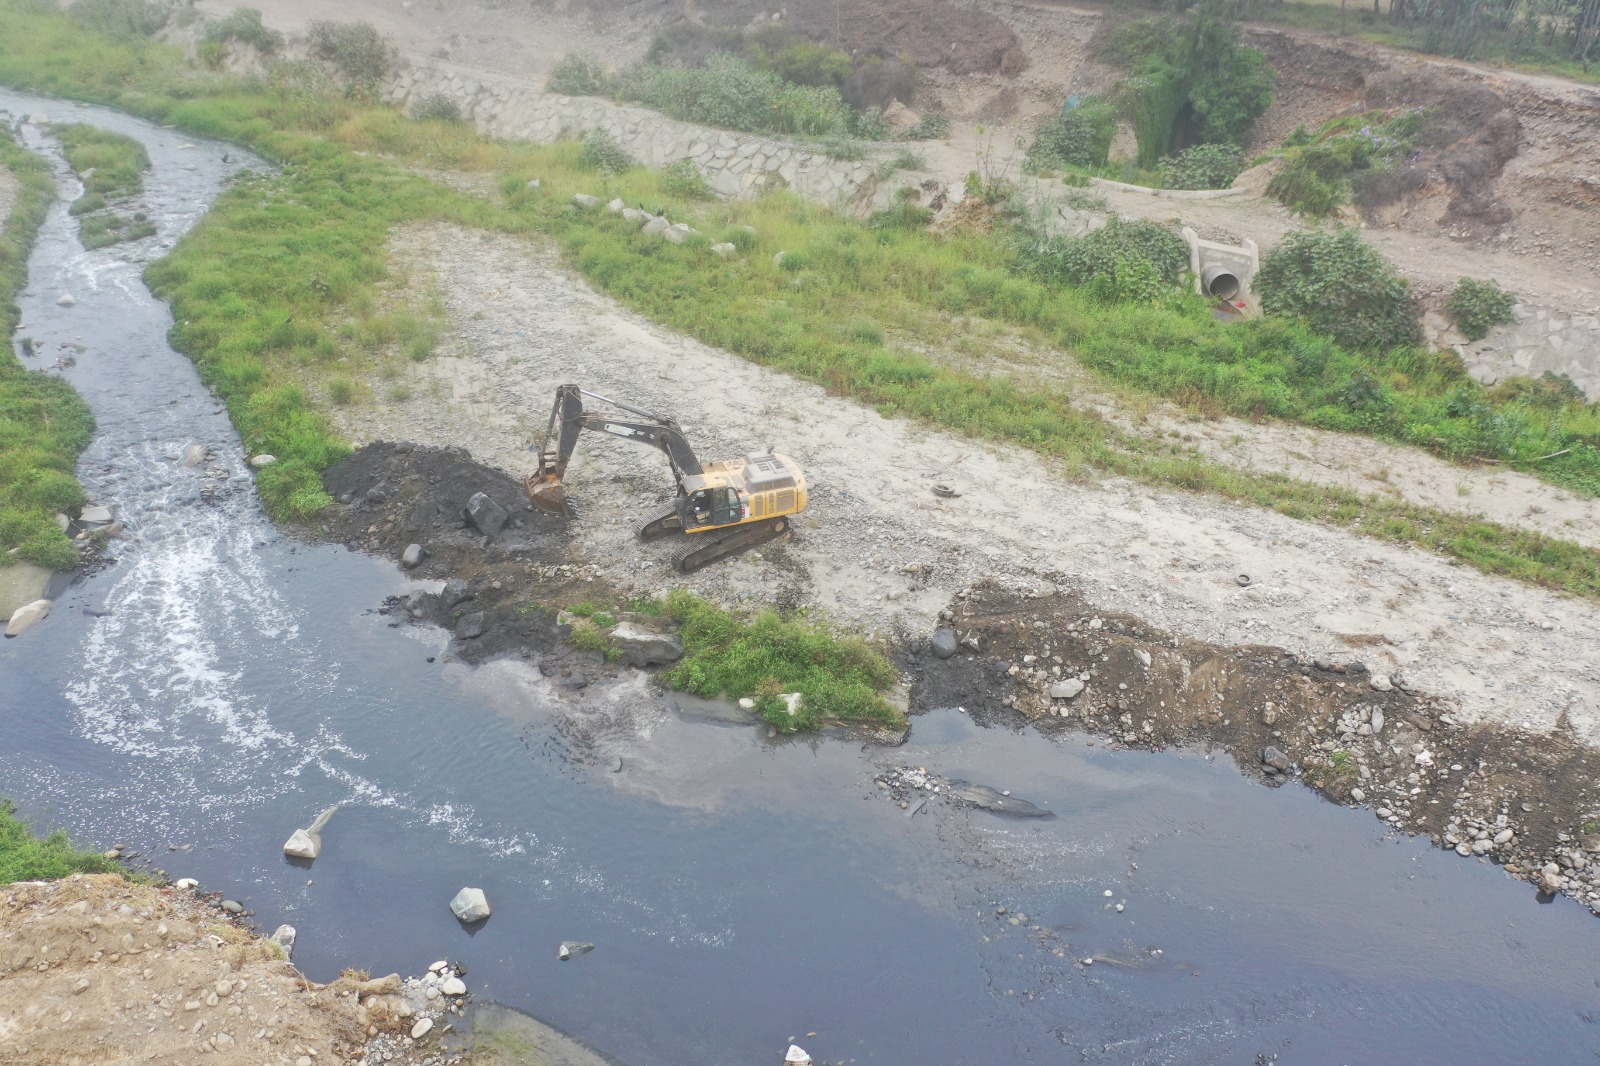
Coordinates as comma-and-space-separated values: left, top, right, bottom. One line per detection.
320, 441, 621, 675
0, 875, 392, 1065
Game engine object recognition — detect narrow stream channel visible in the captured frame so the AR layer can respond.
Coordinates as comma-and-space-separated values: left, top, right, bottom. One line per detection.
3, 89, 1599, 1065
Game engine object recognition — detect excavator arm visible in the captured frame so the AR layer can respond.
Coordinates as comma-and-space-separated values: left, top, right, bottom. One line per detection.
525, 384, 703, 515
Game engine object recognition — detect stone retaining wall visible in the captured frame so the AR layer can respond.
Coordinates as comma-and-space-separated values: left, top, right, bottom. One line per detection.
1433, 304, 1600, 400
382, 63, 901, 209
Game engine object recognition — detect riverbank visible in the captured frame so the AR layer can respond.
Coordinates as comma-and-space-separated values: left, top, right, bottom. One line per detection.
296, 216, 1600, 916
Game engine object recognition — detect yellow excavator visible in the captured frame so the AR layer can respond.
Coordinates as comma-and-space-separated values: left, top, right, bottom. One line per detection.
524, 384, 808, 573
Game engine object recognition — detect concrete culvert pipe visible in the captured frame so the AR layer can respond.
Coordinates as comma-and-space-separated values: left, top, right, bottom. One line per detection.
1202, 265, 1241, 301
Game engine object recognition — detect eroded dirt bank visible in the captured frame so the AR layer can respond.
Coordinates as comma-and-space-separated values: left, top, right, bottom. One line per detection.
0, 875, 468, 1066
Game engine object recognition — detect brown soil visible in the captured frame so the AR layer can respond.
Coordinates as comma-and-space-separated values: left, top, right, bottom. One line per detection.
0, 875, 459, 1066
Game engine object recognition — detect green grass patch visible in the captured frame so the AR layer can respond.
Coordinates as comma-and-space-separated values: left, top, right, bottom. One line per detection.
659, 590, 902, 734
0, 125, 94, 571
0, 799, 125, 883
54, 122, 148, 198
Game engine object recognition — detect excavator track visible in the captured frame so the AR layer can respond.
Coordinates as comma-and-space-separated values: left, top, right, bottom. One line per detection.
669, 518, 790, 574
632, 502, 683, 542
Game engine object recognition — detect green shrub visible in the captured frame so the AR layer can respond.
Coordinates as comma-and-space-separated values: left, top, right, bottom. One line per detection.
1025, 96, 1116, 172
849, 106, 890, 141
1267, 110, 1428, 217
547, 52, 606, 96
1160, 142, 1246, 190
1012, 216, 1190, 302
1107, 13, 1275, 166
410, 92, 462, 123
624, 53, 851, 138
1446, 277, 1517, 341
307, 20, 393, 90
577, 130, 634, 175
1256, 228, 1422, 352
903, 111, 951, 141
326, 376, 354, 405
202, 7, 281, 53
660, 158, 712, 200
66, 0, 168, 39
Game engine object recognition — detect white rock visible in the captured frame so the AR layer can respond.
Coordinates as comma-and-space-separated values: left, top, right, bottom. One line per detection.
785, 1046, 812, 1065
440, 976, 466, 996
641, 216, 671, 237
269, 925, 296, 956
605, 197, 625, 212
79, 505, 113, 524
449, 886, 491, 922
571, 193, 600, 208
1414, 750, 1434, 768
411, 1017, 433, 1040
401, 543, 424, 568
56, 293, 76, 307
737, 697, 756, 710
1134, 649, 1151, 667
249, 454, 277, 468
174, 878, 199, 890
5, 599, 52, 637
711, 242, 737, 257
1049, 679, 1084, 699
1369, 674, 1393, 692
182, 443, 210, 466
282, 828, 321, 859
429, 959, 449, 973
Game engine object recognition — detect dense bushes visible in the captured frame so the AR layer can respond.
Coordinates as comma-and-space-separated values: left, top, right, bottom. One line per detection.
1256, 227, 1422, 352
1268, 109, 1434, 217
1105, 12, 1275, 167
1447, 276, 1517, 340
1160, 142, 1246, 190
576, 129, 634, 175
1013, 216, 1190, 302
306, 20, 393, 91
624, 53, 853, 138
66, 0, 169, 39
1024, 96, 1116, 171
547, 52, 606, 96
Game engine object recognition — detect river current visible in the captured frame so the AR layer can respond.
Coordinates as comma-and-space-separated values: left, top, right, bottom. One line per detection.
2, 89, 1598, 1064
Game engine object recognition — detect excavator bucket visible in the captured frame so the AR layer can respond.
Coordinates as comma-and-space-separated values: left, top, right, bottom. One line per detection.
524, 472, 570, 516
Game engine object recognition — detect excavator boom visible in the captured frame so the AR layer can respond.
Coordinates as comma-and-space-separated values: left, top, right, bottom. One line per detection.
525, 384, 702, 515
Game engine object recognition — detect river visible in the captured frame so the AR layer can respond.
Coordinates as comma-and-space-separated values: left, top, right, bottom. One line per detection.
2, 88, 1598, 1065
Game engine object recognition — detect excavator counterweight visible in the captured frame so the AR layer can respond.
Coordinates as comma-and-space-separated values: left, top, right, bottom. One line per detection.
524, 384, 808, 572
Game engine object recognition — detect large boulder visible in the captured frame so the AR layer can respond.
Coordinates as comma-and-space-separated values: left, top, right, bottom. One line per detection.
609, 622, 684, 667
450, 886, 491, 923
930, 628, 958, 659
464, 492, 509, 537
5, 599, 52, 638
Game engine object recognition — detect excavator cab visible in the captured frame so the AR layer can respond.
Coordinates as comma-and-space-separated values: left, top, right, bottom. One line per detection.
524, 385, 807, 572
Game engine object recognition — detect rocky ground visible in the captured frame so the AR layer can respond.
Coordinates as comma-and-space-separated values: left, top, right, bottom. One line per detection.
288, 217, 1600, 915
0, 874, 475, 1066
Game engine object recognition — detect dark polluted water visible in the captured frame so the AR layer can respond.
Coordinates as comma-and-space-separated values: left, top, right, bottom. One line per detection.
2, 88, 1599, 1065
